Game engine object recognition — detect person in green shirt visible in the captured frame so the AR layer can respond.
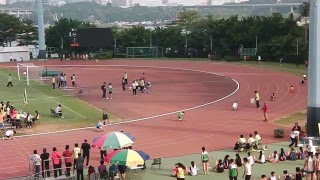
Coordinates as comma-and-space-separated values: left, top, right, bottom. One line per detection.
107, 83, 113, 100
178, 111, 184, 121
7, 74, 13, 87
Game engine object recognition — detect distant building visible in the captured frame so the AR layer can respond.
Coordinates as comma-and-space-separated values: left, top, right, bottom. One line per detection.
112, 0, 126, 6
0, 0, 7, 4
166, 0, 207, 6
130, 0, 164, 6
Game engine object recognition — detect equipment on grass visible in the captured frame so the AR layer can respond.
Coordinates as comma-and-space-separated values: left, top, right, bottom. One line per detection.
126, 47, 159, 58
17, 63, 46, 86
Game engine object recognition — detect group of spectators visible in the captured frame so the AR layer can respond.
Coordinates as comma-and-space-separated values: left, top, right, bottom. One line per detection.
234, 131, 262, 151
0, 101, 40, 130
52, 73, 76, 89
30, 139, 91, 180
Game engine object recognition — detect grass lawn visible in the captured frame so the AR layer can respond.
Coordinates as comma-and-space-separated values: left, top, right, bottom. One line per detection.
273, 110, 307, 127
0, 67, 117, 134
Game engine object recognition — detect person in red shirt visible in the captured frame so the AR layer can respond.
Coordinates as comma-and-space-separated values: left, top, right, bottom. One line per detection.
261, 103, 268, 121
51, 147, 62, 178
63, 145, 73, 177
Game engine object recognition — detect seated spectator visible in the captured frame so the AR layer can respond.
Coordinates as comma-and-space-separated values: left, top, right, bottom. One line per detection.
255, 151, 266, 164
98, 160, 106, 175
55, 104, 64, 118
235, 154, 242, 167
294, 167, 303, 180
171, 164, 178, 177
270, 93, 275, 101
96, 121, 103, 132
286, 148, 297, 160
261, 175, 268, 180
268, 151, 279, 163
282, 170, 293, 180
223, 155, 231, 169
279, 148, 286, 161
176, 163, 186, 180
234, 135, 246, 151
188, 161, 197, 176
32, 110, 40, 124
88, 166, 95, 179
213, 159, 224, 173
297, 147, 306, 160
269, 171, 277, 180
232, 101, 238, 111
246, 134, 256, 149
3, 129, 15, 140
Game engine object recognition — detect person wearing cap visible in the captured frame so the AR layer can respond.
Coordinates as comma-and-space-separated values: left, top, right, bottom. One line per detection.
81, 139, 91, 167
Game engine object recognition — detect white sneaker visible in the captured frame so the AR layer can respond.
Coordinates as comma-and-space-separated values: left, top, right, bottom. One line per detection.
106, 98, 109, 99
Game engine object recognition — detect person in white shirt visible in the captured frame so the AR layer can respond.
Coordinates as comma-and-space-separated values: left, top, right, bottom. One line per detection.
247, 134, 256, 149
289, 130, 299, 147
268, 151, 279, 163
247, 152, 254, 166
30, 150, 42, 178
55, 104, 63, 118
232, 101, 239, 111
131, 81, 137, 96
3, 129, 15, 140
254, 131, 262, 149
234, 135, 246, 151
243, 158, 252, 180
189, 161, 197, 176
255, 151, 266, 164
269, 171, 277, 180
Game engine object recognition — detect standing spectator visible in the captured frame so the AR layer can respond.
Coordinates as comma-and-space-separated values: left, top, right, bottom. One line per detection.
75, 153, 84, 180
51, 147, 62, 178
40, 148, 50, 178
261, 102, 268, 121
101, 82, 107, 99
60, 74, 65, 88
71, 74, 76, 87
107, 83, 113, 100
121, 78, 126, 91
292, 122, 302, 133
63, 145, 73, 177
123, 72, 128, 85
30, 150, 41, 178
100, 148, 107, 161
201, 146, 209, 175
81, 139, 91, 167
118, 164, 127, 180
254, 91, 260, 108
10, 54, 13, 62
176, 163, 185, 180
303, 152, 315, 180
98, 160, 106, 175
289, 130, 299, 147
73, 143, 81, 170
52, 76, 56, 89
131, 81, 137, 96
64, 74, 67, 86
7, 74, 13, 87
57, 74, 62, 88
295, 167, 303, 180
243, 158, 252, 180
247, 152, 254, 166
229, 159, 238, 180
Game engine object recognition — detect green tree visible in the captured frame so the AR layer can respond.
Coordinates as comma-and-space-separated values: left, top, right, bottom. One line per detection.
0, 13, 22, 46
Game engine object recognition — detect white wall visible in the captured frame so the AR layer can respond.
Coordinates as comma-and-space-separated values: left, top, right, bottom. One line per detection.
0, 46, 31, 62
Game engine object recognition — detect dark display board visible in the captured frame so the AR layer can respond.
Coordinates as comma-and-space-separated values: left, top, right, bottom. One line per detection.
70, 28, 114, 48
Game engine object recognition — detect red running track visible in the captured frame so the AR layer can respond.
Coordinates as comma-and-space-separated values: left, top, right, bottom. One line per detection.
0, 60, 307, 179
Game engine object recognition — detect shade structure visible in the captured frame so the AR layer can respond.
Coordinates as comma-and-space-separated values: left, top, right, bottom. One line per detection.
92, 131, 134, 150
120, 131, 136, 141
136, 150, 150, 161
105, 149, 145, 168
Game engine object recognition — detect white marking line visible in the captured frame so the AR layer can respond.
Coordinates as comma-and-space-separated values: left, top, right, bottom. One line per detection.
54, 101, 86, 119
15, 64, 240, 138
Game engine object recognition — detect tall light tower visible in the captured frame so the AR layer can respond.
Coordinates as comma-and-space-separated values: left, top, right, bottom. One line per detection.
36, 0, 46, 59
307, 0, 320, 137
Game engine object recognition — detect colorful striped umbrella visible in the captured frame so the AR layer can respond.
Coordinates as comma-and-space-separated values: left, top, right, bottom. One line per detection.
105, 149, 145, 167
136, 150, 150, 161
92, 131, 134, 150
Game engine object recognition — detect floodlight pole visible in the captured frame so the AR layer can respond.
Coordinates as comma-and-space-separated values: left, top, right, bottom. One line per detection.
36, 0, 46, 59
307, 0, 320, 137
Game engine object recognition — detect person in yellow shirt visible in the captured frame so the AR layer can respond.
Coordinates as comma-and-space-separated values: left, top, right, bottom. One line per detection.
52, 76, 56, 89
176, 163, 185, 180
254, 91, 260, 108
73, 143, 81, 170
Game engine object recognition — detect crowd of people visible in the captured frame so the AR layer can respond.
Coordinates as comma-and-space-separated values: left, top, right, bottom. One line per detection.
51, 73, 76, 89
29, 139, 133, 180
